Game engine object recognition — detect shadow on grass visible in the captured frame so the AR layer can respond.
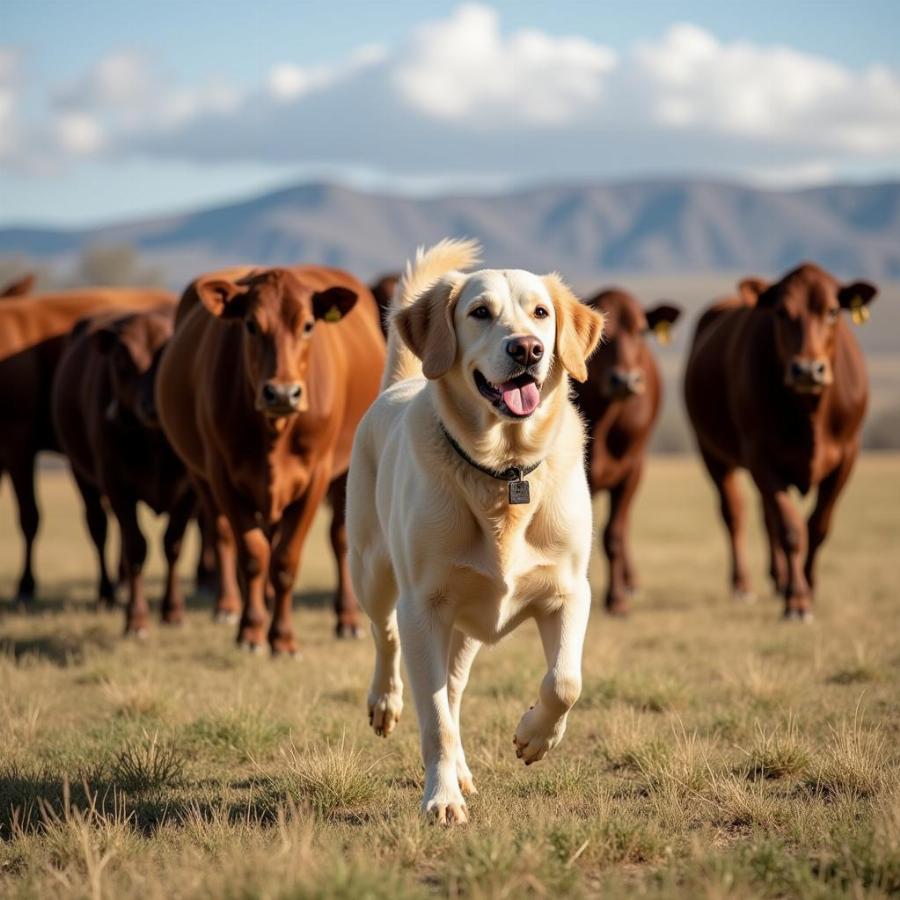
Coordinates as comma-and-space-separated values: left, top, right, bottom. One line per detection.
1, 628, 118, 666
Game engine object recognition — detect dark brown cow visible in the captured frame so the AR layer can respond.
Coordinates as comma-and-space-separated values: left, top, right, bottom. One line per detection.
370, 273, 400, 335
0, 288, 174, 604
52, 303, 198, 634
156, 265, 386, 652
1, 274, 35, 298
573, 288, 681, 615
684, 263, 877, 619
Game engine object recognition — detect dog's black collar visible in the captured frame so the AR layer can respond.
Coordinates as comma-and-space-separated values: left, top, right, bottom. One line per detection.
440, 424, 541, 505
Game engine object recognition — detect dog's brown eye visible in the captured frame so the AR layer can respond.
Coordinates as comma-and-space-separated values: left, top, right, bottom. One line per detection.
245, 319, 259, 336
534, 306, 549, 319
470, 306, 491, 320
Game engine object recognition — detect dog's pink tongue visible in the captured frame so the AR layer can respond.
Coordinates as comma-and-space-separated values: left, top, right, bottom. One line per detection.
500, 380, 540, 416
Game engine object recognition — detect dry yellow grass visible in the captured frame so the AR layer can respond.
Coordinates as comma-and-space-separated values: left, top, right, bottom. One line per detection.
1, 456, 898, 898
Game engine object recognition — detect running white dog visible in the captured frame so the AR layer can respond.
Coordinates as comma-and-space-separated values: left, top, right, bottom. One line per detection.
347, 239, 604, 824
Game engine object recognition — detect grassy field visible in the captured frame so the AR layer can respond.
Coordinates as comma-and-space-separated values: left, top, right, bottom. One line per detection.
1, 457, 898, 899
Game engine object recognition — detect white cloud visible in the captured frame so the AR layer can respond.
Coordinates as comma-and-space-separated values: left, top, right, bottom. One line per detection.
393, 3, 616, 123
3, 5, 899, 185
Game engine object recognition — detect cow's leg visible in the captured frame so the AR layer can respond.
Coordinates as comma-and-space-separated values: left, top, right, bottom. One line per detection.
762, 499, 788, 596
108, 491, 149, 636
160, 490, 196, 625
514, 580, 589, 765
805, 447, 858, 597
700, 449, 753, 601
752, 468, 811, 620
603, 463, 642, 615
9, 455, 39, 604
194, 505, 218, 596
266, 468, 331, 655
396, 598, 466, 824
327, 472, 360, 638
447, 630, 481, 796
71, 473, 117, 608
193, 478, 239, 622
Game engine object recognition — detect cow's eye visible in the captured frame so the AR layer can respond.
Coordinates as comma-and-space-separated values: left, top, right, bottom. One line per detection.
245, 319, 259, 336
470, 305, 491, 320
303, 320, 315, 335
534, 305, 549, 319
827, 307, 839, 323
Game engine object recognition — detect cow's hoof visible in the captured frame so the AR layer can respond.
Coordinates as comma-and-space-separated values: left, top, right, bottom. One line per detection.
124, 625, 149, 640
336, 622, 363, 639
214, 609, 240, 625
783, 608, 814, 623
605, 603, 630, 618
237, 639, 264, 654
160, 615, 184, 627
732, 589, 757, 604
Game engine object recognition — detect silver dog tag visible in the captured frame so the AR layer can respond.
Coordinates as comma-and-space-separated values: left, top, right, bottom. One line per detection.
509, 479, 530, 505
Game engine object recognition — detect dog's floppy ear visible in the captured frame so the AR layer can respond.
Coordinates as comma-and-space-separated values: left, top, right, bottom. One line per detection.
543, 273, 604, 383
393, 276, 460, 379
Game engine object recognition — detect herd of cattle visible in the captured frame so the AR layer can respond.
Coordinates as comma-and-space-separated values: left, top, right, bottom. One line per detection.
0, 257, 877, 649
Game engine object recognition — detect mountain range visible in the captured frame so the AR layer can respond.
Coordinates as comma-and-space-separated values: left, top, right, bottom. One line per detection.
1, 179, 898, 289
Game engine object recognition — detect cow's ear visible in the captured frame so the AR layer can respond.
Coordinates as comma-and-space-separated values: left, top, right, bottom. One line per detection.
393, 276, 459, 379
1, 273, 35, 297
313, 286, 358, 322
92, 325, 120, 354
738, 277, 769, 304
839, 281, 878, 312
543, 273, 604, 383
196, 277, 252, 319
645, 303, 681, 345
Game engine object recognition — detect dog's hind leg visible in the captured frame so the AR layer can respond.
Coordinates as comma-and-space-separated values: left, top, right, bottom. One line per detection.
360, 556, 403, 737
447, 629, 481, 796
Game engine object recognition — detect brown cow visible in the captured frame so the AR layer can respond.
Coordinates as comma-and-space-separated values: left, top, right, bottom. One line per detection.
572, 289, 681, 615
52, 304, 198, 634
0, 288, 174, 604
684, 263, 877, 619
156, 266, 386, 652
1, 273, 36, 298
370, 273, 400, 335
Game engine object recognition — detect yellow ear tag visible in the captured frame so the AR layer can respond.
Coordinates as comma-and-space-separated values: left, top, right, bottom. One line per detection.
324, 305, 342, 322
654, 320, 671, 345
850, 296, 869, 326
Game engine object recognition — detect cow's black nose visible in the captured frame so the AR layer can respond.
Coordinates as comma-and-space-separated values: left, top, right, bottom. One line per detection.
506, 336, 544, 367
790, 360, 806, 379
261, 382, 303, 410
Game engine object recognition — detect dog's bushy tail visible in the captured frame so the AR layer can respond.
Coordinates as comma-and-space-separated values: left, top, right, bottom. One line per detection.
381, 238, 482, 391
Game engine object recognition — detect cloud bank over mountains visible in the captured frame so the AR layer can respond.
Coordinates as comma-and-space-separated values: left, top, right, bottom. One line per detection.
2, 3, 899, 185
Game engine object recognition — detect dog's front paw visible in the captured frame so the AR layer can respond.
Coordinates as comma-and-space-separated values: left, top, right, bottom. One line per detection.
367, 690, 403, 737
423, 794, 468, 826
513, 704, 567, 765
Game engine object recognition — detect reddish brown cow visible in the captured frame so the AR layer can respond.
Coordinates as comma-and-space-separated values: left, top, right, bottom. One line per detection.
156, 265, 386, 652
572, 289, 681, 615
1, 274, 35, 297
684, 263, 877, 619
369, 273, 400, 335
0, 288, 174, 604
52, 303, 198, 634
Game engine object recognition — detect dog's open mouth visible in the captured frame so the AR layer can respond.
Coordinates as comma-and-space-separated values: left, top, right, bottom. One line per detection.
474, 369, 542, 418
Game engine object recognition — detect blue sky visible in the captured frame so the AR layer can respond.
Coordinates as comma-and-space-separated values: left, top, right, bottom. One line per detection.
2, 0, 899, 225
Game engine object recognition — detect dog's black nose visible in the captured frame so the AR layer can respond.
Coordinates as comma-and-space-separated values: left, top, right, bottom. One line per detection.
506, 336, 544, 368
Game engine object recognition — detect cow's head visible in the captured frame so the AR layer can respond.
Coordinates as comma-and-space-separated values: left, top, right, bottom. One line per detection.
94, 308, 174, 428
755, 264, 878, 395
195, 268, 358, 417
585, 289, 681, 400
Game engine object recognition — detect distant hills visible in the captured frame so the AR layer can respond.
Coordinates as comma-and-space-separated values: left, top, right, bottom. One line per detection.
1, 179, 898, 289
